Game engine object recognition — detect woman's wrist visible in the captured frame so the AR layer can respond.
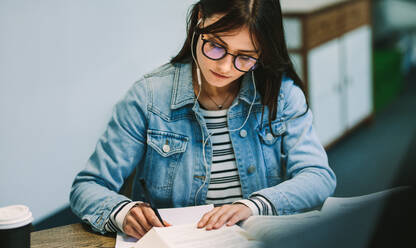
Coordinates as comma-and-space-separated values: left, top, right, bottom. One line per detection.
105, 201, 143, 233
234, 195, 276, 216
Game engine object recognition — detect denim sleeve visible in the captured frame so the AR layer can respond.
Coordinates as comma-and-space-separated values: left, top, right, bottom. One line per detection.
69, 78, 148, 234
253, 80, 337, 215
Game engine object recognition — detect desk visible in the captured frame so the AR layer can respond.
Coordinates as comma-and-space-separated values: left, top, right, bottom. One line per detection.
31, 223, 116, 248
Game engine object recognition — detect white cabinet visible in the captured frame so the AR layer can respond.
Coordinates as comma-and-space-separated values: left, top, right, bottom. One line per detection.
308, 39, 344, 146
282, 0, 373, 148
306, 26, 373, 146
343, 26, 373, 128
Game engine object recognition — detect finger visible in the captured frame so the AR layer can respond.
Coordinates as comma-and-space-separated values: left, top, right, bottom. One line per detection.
124, 224, 142, 239
124, 214, 146, 238
142, 206, 164, 227
205, 206, 230, 230
197, 207, 220, 228
226, 206, 252, 226
212, 207, 240, 229
226, 211, 244, 226
130, 206, 152, 232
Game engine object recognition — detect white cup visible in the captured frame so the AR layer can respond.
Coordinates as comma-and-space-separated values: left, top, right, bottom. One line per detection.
0, 205, 33, 248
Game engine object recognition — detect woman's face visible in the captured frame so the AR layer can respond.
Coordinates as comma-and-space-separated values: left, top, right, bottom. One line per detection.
195, 15, 259, 88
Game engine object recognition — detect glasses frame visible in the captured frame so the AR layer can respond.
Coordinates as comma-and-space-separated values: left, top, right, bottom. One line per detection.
200, 35, 258, 72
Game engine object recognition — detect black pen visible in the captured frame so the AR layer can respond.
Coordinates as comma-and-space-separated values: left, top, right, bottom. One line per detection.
139, 178, 166, 227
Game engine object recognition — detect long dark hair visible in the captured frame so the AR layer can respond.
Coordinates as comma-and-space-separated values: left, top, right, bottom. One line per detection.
171, 0, 307, 135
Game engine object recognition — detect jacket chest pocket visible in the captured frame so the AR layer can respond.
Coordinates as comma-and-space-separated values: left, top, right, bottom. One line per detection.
258, 121, 287, 186
145, 130, 188, 203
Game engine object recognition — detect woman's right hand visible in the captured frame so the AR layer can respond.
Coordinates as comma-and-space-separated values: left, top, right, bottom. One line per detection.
122, 202, 171, 239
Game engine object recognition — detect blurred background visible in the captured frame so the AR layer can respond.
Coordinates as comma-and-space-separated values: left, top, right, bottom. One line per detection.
0, 0, 415, 242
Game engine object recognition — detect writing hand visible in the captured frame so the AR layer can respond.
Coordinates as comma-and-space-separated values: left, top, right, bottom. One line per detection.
123, 202, 171, 239
197, 204, 252, 230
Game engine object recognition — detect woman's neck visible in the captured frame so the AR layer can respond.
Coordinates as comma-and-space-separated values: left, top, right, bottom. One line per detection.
192, 64, 241, 110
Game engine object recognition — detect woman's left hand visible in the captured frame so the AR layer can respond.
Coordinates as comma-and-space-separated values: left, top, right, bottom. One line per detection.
197, 204, 252, 230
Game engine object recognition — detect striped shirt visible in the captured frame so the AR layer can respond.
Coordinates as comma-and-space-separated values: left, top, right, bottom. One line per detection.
104, 108, 277, 233
200, 108, 243, 205
200, 108, 276, 216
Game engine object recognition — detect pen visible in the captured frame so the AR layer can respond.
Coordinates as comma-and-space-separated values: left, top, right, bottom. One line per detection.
139, 178, 166, 227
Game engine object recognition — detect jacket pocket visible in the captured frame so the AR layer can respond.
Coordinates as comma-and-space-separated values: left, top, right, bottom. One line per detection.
144, 130, 188, 205
258, 121, 286, 145
258, 121, 287, 186
147, 130, 188, 157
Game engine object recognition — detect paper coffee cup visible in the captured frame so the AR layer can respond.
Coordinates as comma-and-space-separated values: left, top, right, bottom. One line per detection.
0, 205, 33, 248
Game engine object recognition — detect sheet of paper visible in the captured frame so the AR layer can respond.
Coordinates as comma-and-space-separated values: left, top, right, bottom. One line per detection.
158, 204, 214, 226
150, 224, 262, 248
115, 204, 214, 248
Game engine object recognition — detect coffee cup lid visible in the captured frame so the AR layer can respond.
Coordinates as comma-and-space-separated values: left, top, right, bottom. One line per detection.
0, 205, 33, 230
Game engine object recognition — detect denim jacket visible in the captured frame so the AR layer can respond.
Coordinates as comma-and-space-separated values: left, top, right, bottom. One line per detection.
70, 62, 336, 234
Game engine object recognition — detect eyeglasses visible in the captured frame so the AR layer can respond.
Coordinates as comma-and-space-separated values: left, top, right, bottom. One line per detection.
200, 35, 258, 72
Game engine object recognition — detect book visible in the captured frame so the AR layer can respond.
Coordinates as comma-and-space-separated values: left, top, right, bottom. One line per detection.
116, 186, 411, 248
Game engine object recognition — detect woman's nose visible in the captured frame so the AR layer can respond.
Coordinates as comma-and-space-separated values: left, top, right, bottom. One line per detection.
216, 54, 234, 73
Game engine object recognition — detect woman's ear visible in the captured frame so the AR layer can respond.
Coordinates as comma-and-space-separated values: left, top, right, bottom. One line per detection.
197, 10, 204, 28
197, 9, 203, 20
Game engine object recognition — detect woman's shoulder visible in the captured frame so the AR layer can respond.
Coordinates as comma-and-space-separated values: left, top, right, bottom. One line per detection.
142, 62, 178, 79
131, 62, 181, 95
127, 61, 190, 113
278, 75, 308, 119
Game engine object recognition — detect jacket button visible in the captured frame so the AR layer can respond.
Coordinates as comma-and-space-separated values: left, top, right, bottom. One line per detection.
247, 165, 256, 174
240, 129, 247, 138
162, 144, 170, 153
266, 133, 274, 141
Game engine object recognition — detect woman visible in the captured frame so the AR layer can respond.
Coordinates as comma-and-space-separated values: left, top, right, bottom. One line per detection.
70, 0, 336, 239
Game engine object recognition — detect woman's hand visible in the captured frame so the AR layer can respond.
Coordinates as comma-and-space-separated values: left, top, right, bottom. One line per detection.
123, 202, 171, 239
197, 204, 252, 230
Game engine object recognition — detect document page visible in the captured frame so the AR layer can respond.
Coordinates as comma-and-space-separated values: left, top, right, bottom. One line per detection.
115, 204, 214, 248
150, 224, 262, 248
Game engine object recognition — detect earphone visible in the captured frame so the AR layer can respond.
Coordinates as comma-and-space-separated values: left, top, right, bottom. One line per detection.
192, 19, 203, 87
190, 18, 257, 205
191, 18, 256, 132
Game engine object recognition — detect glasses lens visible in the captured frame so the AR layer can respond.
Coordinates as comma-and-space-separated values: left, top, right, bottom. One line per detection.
235, 55, 257, 72
203, 41, 226, 59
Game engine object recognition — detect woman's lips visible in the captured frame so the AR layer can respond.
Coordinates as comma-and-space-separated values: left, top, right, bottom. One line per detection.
210, 70, 229, 79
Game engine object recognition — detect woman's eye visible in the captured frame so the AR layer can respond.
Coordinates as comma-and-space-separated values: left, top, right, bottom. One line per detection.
239, 55, 251, 61
210, 41, 223, 49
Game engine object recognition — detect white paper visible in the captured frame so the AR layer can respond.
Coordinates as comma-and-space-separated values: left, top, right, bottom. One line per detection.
143, 224, 262, 248
158, 204, 214, 226
115, 204, 214, 248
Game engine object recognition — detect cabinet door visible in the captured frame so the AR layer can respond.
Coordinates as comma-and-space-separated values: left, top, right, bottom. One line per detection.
308, 39, 344, 147
343, 26, 373, 128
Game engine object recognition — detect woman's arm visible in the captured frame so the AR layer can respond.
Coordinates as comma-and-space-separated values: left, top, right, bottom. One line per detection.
253, 80, 337, 215
198, 79, 336, 230
69, 78, 149, 234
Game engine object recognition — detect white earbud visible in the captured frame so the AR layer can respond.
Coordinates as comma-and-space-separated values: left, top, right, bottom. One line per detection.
196, 67, 202, 86
191, 19, 203, 87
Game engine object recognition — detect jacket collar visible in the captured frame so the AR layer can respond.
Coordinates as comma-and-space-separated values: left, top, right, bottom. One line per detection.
170, 62, 261, 110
